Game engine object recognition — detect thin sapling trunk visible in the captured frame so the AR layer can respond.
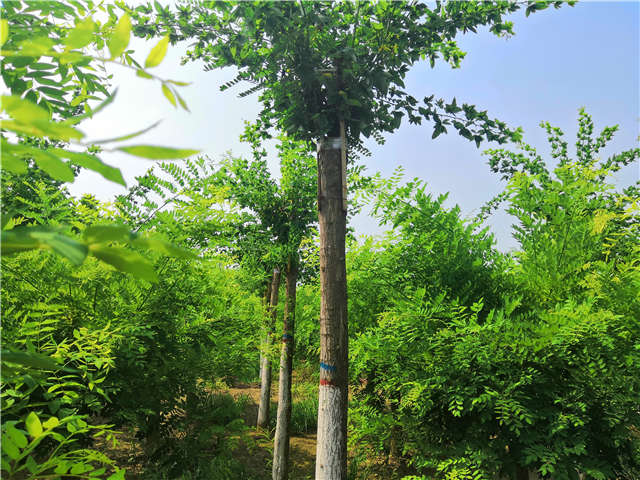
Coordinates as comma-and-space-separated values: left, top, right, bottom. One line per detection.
257, 267, 281, 429
272, 256, 298, 480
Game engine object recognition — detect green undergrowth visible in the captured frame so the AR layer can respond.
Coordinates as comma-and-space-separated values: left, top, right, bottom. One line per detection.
267, 381, 318, 436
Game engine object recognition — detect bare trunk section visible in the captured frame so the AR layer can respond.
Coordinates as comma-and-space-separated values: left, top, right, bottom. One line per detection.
258, 276, 274, 379
315, 136, 348, 480
272, 256, 298, 480
257, 268, 281, 429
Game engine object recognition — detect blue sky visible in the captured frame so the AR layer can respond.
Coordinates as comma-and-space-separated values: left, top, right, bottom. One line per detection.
72, 1, 639, 251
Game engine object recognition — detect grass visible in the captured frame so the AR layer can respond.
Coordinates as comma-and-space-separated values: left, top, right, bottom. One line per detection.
268, 381, 318, 435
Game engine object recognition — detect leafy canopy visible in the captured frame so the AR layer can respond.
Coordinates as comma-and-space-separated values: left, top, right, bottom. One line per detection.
128, 1, 573, 153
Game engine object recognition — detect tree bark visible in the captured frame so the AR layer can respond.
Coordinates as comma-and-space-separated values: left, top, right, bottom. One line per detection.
257, 267, 281, 429
315, 136, 348, 480
272, 256, 298, 480
258, 275, 274, 379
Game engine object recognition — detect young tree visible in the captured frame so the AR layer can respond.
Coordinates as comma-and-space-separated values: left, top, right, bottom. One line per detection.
216, 130, 318, 452
482, 109, 640, 308
349, 111, 639, 480
271, 137, 317, 480
128, 2, 573, 476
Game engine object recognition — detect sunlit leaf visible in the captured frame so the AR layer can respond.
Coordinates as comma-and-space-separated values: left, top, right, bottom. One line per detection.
175, 90, 189, 112
167, 79, 191, 86
108, 14, 131, 59
43, 417, 60, 430
25, 412, 43, 438
1, 95, 50, 122
1, 119, 84, 142
64, 17, 96, 49
162, 83, 176, 107
0, 20, 8, 48
145, 35, 169, 68
117, 145, 199, 159
19, 37, 55, 56
136, 69, 153, 79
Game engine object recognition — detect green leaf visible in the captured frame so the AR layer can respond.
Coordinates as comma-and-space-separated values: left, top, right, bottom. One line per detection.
132, 236, 197, 259
58, 51, 92, 65
1, 119, 84, 143
83, 225, 131, 244
432, 124, 445, 139
28, 63, 57, 70
1, 95, 50, 122
162, 83, 176, 107
1, 350, 60, 370
107, 469, 126, 480
43, 417, 60, 430
1, 227, 88, 265
71, 463, 92, 474
108, 14, 131, 59
175, 90, 189, 112
32, 151, 75, 182
50, 148, 125, 186
92, 120, 162, 144
25, 455, 38, 474
54, 462, 70, 474
1, 151, 28, 174
25, 412, 43, 438
145, 35, 169, 68
65, 17, 96, 50
6, 425, 28, 449
38, 86, 66, 100
19, 37, 55, 56
117, 145, 199, 159
3, 141, 75, 182
1, 435, 20, 460
90, 245, 159, 282
0, 19, 8, 48
136, 69, 153, 79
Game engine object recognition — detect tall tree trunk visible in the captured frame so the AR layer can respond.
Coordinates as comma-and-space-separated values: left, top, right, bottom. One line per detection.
257, 267, 281, 429
258, 275, 274, 378
315, 134, 348, 480
272, 255, 298, 480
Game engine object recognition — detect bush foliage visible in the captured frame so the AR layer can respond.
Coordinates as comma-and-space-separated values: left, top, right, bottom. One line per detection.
1, 1, 638, 479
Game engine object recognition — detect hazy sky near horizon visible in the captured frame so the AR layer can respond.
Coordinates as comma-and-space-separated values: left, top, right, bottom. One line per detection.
70, 0, 640, 251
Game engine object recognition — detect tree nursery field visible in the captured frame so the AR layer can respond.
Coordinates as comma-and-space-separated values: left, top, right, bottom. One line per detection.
1, 1, 638, 480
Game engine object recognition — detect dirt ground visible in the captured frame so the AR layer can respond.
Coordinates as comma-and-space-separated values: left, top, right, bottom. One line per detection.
227, 382, 317, 480
98, 382, 317, 480
98, 382, 410, 479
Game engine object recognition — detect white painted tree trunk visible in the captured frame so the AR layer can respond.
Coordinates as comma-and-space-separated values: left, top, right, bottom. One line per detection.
272, 257, 298, 480
257, 267, 281, 429
315, 135, 348, 480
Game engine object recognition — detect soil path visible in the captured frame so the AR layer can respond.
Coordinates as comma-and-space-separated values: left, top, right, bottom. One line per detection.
227, 382, 317, 480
